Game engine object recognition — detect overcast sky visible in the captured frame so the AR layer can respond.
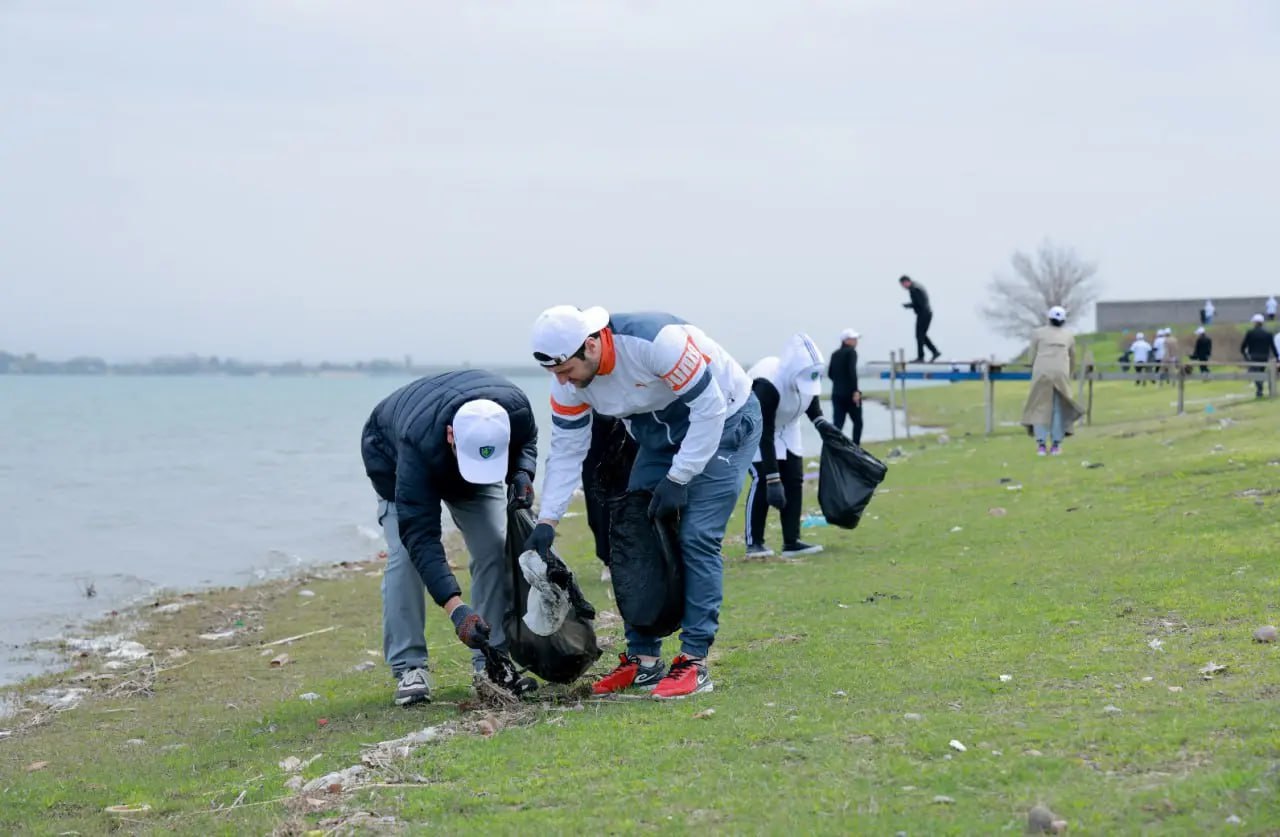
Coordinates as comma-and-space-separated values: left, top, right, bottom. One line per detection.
3, 1, 1278, 366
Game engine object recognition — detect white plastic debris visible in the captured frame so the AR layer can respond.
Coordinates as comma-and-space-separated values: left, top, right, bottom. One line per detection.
1148, 638, 1164, 651
299, 692, 321, 702
199, 630, 237, 641
949, 739, 967, 752
518, 550, 571, 636
298, 589, 316, 598
1103, 704, 1123, 715
999, 674, 1012, 682
301, 765, 367, 794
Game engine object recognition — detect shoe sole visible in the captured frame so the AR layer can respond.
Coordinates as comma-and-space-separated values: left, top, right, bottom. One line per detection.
781, 546, 823, 557
745, 550, 775, 558
652, 681, 714, 700
394, 693, 430, 707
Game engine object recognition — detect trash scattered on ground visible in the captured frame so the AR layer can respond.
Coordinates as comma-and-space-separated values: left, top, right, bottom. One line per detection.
269, 654, 291, 668
999, 674, 1012, 682
949, 739, 967, 752
1103, 705, 1122, 715
198, 630, 237, 641
1253, 625, 1277, 643
1200, 662, 1228, 679
299, 692, 321, 702
693, 708, 716, 719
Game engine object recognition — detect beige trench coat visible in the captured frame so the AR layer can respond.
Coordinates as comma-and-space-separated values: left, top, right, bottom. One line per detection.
1021, 325, 1084, 430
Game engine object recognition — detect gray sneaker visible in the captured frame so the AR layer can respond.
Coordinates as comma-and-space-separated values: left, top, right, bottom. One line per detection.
394, 667, 431, 706
745, 543, 775, 558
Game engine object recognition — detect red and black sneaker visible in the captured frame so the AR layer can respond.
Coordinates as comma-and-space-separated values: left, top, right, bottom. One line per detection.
651, 654, 713, 699
591, 653, 667, 696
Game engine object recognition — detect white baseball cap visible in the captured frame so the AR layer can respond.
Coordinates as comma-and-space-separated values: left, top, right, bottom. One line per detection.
1047, 305, 1066, 321
1135, 332, 1145, 340
1195, 326, 1205, 334
840, 328, 860, 340
452, 399, 510, 484
796, 364, 824, 397
1252, 313, 1265, 323
531, 305, 610, 366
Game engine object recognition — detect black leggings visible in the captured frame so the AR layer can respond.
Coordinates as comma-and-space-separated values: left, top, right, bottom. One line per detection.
745, 452, 804, 547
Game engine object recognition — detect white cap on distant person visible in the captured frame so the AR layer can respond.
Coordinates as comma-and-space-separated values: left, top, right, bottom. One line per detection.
1195, 326, 1205, 335
1252, 313, 1265, 323
1135, 331, 1145, 340
1047, 305, 1066, 321
453, 399, 511, 484
531, 305, 610, 366
840, 328, 860, 341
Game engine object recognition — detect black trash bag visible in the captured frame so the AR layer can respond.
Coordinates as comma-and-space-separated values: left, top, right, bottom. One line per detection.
607, 490, 684, 637
502, 507, 601, 684
815, 419, 889, 529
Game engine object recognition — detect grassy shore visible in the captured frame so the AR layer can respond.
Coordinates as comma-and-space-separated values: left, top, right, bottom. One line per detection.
2, 378, 1279, 834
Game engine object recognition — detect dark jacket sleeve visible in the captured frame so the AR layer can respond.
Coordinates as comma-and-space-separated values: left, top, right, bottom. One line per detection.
394, 444, 462, 606
1241, 334, 1249, 358
910, 285, 930, 313
847, 349, 860, 393
752, 378, 781, 476
508, 401, 539, 481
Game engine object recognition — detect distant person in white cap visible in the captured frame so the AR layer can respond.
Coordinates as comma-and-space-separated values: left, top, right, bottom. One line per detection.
1201, 299, 1215, 325
361, 371, 540, 705
827, 328, 863, 443
1191, 326, 1213, 377
1240, 314, 1278, 397
1021, 306, 1083, 456
898, 275, 941, 363
743, 333, 830, 559
1129, 331, 1153, 386
528, 305, 761, 699
1267, 295, 1278, 321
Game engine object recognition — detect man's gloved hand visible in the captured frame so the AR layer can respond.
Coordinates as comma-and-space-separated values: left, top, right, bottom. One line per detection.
508, 470, 535, 511
805, 396, 823, 421
765, 476, 786, 509
647, 476, 688, 522
524, 522, 555, 559
449, 604, 490, 650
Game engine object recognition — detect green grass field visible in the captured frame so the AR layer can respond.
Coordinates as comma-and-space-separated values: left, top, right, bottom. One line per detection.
2, 375, 1279, 834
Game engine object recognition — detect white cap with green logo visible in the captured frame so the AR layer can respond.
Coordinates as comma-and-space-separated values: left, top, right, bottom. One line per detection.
453, 399, 510, 484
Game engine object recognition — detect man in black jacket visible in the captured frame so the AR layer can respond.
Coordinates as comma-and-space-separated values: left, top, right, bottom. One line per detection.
1191, 327, 1213, 377
361, 370, 539, 705
827, 328, 863, 444
1240, 314, 1278, 397
899, 275, 941, 363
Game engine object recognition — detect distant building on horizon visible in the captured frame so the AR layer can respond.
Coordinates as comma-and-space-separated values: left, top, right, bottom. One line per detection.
1096, 296, 1274, 332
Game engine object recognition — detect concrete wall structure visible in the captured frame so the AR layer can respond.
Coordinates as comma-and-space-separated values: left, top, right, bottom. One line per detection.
1097, 296, 1276, 332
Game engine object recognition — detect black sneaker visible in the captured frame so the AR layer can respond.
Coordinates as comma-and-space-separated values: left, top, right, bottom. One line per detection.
781, 541, 824, 557
394, 668, 431, 706
745, 542, 775, 558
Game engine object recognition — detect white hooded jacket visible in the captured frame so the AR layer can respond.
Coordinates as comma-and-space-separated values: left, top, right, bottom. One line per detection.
747, 333, 824, 463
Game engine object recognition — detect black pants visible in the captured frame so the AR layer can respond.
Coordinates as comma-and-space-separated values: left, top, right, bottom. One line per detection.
1250, 364, 1265, 396
914, 311, 939, 359
745, 452, 804, 548
831, 395, 863, 445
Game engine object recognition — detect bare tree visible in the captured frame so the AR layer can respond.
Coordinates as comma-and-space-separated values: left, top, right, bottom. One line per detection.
980, 239, 1101, 340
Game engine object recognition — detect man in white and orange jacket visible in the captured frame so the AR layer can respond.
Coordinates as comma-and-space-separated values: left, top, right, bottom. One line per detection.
526, 306, 762, 699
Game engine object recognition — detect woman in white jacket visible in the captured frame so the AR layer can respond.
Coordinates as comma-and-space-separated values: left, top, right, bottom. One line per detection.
1020, 307, 1084, 456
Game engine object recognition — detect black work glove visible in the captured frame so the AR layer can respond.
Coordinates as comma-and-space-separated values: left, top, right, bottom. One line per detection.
804, 396, 823, 421
449, 604, 490, 650
765, 476, 786, 510
647, 476, 688, 522
508, 470, 535, 511
524, 522, 555, 559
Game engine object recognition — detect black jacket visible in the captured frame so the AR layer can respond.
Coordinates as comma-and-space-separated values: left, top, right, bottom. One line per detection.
1240, 326, 1278, 362
903, 283, 931, 314
361, 370, 538, 605
827, 344, 860, 396
1192, 334, 1212, 361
